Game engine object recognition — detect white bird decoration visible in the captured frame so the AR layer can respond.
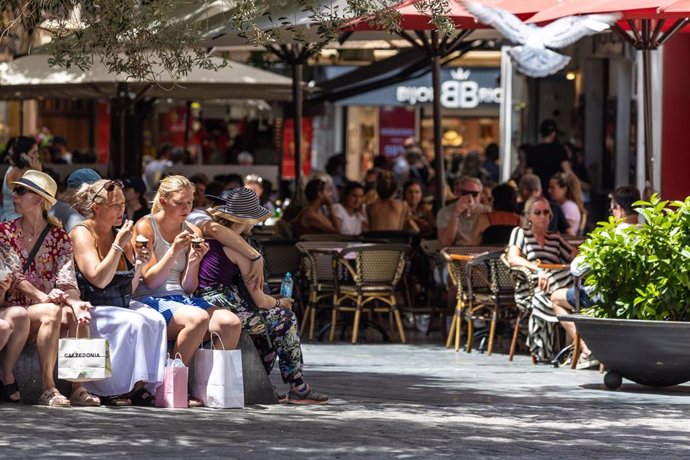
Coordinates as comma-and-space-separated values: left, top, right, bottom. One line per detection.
463, 2, 621, 78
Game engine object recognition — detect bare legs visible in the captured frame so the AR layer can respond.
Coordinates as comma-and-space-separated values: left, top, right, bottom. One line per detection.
551, 289, 591, 357
26, 303, 62, 393
0, 306, 30, 400
206, 307, 241, 350
167, 306, 209, 366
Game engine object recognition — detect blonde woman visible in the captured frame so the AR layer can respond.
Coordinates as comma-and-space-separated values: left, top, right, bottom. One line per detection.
507, 196, 576, 362
133, 176, 241, 394
70, 179, 167, 406
0, 170, 95, 406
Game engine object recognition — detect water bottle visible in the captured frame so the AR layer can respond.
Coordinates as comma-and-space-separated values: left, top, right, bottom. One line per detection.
280, 272, 294, 298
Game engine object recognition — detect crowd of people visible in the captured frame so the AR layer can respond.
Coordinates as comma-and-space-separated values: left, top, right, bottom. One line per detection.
0, 118, 628, 404
0, 136, 327, 407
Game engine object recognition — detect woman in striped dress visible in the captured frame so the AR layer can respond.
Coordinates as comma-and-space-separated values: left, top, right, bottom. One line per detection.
507, 196, 577, 362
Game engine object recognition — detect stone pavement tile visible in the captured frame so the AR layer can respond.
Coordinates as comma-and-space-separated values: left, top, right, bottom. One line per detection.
1, 343, 690, 459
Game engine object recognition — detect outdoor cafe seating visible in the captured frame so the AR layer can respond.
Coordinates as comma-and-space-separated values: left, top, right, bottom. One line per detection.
330, 244, 411, 344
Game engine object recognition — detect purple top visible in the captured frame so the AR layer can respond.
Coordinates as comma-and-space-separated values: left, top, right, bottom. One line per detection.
198, 239, 241, 289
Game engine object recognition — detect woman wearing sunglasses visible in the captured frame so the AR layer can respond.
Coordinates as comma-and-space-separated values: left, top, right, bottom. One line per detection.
0, 170, 95, 406
133, 176, 241, 405
506, 196, 577, 363
1, 136, 42, 222
69, 179, 167, 406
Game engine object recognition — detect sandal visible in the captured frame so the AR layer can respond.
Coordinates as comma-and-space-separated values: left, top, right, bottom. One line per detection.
130, 388, 155, 407
70, 387, 101, 407
100, 395, 132, 407
288, 385, 329, 405
38, 388, 71, 407
188, 396, 204, 408
0, 379, 21, 403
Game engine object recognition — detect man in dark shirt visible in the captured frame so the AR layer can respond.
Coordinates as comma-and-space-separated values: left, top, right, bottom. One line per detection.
527, 119, 567, 193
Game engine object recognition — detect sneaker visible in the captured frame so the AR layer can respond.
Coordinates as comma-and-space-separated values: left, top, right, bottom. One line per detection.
273, 386, 288, 404
288, 385, 329, 405
576, 354, 601, 370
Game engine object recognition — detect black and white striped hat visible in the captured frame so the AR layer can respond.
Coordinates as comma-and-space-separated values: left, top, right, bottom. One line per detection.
209, 187, 273, 224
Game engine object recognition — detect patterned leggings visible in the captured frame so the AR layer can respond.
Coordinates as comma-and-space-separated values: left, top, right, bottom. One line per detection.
198, 285, 304, 385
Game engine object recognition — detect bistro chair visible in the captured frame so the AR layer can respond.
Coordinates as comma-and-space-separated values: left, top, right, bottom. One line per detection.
330, 244, 411, 344
501, 254, 534, 361
463, 249, 518, 355
296, 241, 351, 340
361, 230, 420, 247
442, 245, 502, 352
261, 239, 302, 294
417, 239, 447, 334
300, 233, 358, 242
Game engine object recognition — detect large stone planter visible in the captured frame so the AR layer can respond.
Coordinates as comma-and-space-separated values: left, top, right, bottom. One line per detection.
561, 315, 690, 390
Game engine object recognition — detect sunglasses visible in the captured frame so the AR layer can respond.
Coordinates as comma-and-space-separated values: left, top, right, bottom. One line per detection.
13, 186, 35, 196
459, 189, 480, 198
533, 210, 552, 217
89, 180, 124, 207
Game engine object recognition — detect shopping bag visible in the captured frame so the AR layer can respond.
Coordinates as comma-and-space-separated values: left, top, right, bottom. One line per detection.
57, 326, 111, 382
155, 353, 189, 408
192, 333, 244, 408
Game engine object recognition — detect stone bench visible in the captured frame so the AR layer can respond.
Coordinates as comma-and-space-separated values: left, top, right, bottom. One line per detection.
11, 331, 276, 405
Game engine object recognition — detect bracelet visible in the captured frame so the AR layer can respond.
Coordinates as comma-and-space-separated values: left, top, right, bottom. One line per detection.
250, 253, 262, 262
111, 243, 124, 253
274, 297, 280, 308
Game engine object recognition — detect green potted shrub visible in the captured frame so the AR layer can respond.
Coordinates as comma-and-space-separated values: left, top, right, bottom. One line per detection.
567, 194, 690, 389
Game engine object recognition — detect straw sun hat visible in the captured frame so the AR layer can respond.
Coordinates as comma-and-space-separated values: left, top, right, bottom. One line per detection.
11, 170, 58, 206
208, 187, 272, 225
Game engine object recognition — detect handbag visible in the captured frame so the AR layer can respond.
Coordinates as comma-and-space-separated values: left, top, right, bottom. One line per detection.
77, 270, 134, 308
192, 333, 244, 409
57, 326, 112, 382
155, 353, 189, 408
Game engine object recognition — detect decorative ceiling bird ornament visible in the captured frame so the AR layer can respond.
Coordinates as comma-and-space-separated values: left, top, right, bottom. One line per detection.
463, 1, 621, 77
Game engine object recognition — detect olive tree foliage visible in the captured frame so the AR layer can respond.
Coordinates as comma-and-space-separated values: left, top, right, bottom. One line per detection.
231, 0, 455, 52
1, 0, 454, 82
1, 0, 226, 83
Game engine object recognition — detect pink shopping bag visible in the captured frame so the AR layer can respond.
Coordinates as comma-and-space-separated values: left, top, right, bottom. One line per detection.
155, 354, 188, 408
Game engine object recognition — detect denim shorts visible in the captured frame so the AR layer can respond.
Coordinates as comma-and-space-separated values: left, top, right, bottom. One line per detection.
136, 294, 213, 324
566, 286, 595, 309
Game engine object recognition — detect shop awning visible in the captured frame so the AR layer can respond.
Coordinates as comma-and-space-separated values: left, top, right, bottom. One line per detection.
0, 54, 294, 101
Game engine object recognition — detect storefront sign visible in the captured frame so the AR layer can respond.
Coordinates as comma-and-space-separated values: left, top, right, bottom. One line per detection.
378, 107, 416, 158
282, 117, 313, 180
329, 66, 501, 109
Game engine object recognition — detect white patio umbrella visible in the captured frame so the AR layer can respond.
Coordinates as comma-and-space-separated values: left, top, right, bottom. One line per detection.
0, 54, 293, 101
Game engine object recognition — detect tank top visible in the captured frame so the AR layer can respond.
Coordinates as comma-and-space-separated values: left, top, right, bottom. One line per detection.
1, 169, 19, 222
73, 222, 135, 308
133, 215, 187, 298
198, 239, 241, 289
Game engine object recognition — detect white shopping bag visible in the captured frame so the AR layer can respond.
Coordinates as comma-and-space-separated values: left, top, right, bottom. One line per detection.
192, 334, 244, 408
58, 336, 112, 382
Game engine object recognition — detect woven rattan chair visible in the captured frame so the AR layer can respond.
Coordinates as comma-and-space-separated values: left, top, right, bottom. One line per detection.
261, 239, 301, 293
296, 241, 351, 340
442, 245, 503, 352
330, 244, 411, 344
463, 249, 517, 355
417, 239, 447, 332
501, 254, 534, 361
300, 233, 358, 242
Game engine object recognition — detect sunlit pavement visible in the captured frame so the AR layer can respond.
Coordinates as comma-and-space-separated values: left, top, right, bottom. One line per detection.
2, 341, 690, 459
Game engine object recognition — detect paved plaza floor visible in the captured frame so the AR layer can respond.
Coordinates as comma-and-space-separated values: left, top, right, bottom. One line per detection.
1, 340, 690, 459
